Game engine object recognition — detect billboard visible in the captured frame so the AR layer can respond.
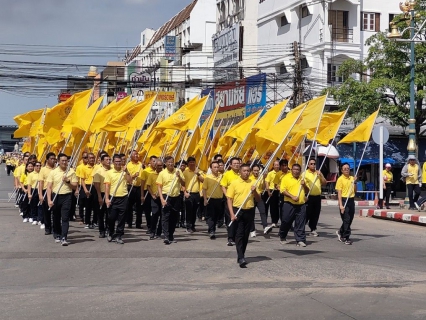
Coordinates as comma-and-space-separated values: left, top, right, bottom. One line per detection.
245, 73, 267, 117
212, 23, 240, 81
145, 91, 176, 102
215, 79, 246, 125
200, 88, 215, 125
165, 36, 177, 61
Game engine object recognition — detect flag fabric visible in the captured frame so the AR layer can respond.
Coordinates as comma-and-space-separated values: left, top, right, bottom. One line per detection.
14, 109, 45, 138
58, 90, 93, 133
308, 111, 346, 145
127, 95, 156, 130
253, 100, 288, 132
72, 95, 104, 132
292, 95, 327, 132
155, 95, 208, 132
338, 110, 379, 144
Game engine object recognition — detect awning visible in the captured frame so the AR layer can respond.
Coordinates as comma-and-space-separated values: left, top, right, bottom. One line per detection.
339, 158, 396, 169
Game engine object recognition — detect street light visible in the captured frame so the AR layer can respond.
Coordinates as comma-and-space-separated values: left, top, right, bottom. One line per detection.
387, 0, 426, 156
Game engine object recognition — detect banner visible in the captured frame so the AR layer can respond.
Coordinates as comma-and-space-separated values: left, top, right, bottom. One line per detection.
145, 91, 176, 103
245, 73, 267, 117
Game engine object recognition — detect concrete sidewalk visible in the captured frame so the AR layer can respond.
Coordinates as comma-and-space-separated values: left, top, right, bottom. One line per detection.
322, 199, 404, 207
360, 208, 426, 226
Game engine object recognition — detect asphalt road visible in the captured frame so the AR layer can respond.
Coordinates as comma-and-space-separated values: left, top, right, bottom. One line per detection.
0, 165, 425, 320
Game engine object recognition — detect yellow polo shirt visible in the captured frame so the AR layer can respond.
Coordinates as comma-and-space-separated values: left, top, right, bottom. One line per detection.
273, 171, 290, 191
140, 166, 155, 190
156, 168, 185, 197
406, 164, 419, 184
335, 175, 355, 198
226, 177, 255, 209
303, 170, 322, 196
265, 170, 279, 190
104, 168, 128, 197
46, 167, 78, 195
75, 163, 86, 180
383, 170, 393, 183
92, 165, 109, 193
220, 169, 240, 188
82, 165, 95, 185
14, 164, 25, 179
38, 166, 53, 190
183, 168, 203, 193
27, 171, 40, 189
203, 173, 223, 199
20, 173, 28, 186
146, 171, 160, 196
126, 161, 143, 187
280, 174, 306, 205
250, 174, 265, 194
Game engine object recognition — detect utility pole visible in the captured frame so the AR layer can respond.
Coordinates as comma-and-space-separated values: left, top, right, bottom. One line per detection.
292, 41, 303, 108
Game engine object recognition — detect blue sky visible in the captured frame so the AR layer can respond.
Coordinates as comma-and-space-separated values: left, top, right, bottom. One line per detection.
0, 0, 192, 125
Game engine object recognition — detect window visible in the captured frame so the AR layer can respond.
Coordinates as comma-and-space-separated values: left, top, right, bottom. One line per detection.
327, 64, 343, 83
279, 64, 287, 74
301, 6, 310, 18
389, 13, 396, 31
362, 12, 380, 32
142, 35, 145, 46
301, 57, 309, 69
280, 15, 289, 27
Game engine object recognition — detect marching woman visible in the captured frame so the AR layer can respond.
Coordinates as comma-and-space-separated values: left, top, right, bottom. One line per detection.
27, 161, 43, 226
20, 162, 34, 223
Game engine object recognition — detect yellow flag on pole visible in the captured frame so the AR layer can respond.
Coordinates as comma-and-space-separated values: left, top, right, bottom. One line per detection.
73, 96, 103, 132
307, 111, 346, 145
253, 100, 288, 132
338, 110, 379, 144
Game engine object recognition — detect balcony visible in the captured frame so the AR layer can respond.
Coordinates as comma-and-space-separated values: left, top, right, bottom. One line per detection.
331, 27, 353, 43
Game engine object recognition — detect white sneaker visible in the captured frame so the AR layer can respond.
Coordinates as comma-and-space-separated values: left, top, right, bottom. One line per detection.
23, 218, 28, 223
250, 231, 256, 238
14, 204, 19, 208
40, 224, 45, 229
19, 212, 23, 216
264, 226, 273, 235
29, 218, 33, 223
38, 221, 42, 226
271, 223, 277, 228
297, 241, 307, 247
310, 230, 319, 237
32, 221, 37, 225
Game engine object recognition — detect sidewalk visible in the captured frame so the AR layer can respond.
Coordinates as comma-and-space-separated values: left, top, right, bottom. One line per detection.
359, 208, 426, 226
321, 199, 404, 207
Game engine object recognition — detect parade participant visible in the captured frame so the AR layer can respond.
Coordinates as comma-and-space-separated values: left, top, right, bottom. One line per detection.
46, 153, 78, 246
93, 154, 111, 238
146, 159, 164, 240
20, 162, 34, 222
401, 155, 422, 210
273, 159, 290, 225
125, 150, 143, 229
157, 156, 185, 245
82, 153, 96, 228
104, 154, 132, 244
216, 159, 226, 228
264, 160, 280, 228
203, 161, 223, 239
304, 158, 326, 236
38, 153, 56, 233
6, 156, 13, 176
249, 164, 271, 236
14, 156, 28, 214
27, 161, 42, 225
279, 163, 309, 247
335, 163, 357, 245
141, 155, 158, 232
220, 157, 240, 246
183, 156, 204, 233
120, 153, 126, 169
378, 163, 393, 209
227, 163, 259, 268
75, 152, 89, 223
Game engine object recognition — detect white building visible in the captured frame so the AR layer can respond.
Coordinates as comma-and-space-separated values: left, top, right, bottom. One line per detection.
124, 0, 216, 120
257, 0, 401, 107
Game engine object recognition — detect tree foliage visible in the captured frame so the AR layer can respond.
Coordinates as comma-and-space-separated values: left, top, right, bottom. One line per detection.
325, 1, 426, 135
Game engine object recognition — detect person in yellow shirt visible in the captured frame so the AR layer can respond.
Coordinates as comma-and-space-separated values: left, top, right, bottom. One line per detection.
140, 155, 158, 231
378, 163, 394, 209
264, 160, 280, 228
250, 164, 272, 236
401, 155, 422, 210
146, 159, 164, 240
92, 153, 110, 238
20, 162, 34, 222
38, 152, 56, 234
6, 156, 12, 176
15, 156, 28, 213
203, 161, 224, 239
75, 152, 89, 222
156, 155, 185, 245
104, 154, 132, 244
125, 150, 144, 229
279, 163, 309, 247
82, 153, 96, 228
46, 153, 78, 246
220, 157, 240, 246
27, 161, 42, 225
272, 159, 290, 227
183, 156, 205, 233
335, 163, 357, 245
226, 163, 260, 268
304, 158, 326, 236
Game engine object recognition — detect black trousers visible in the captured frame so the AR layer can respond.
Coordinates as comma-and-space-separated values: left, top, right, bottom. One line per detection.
279, 202, 306, 242
378, 183, 392, 208
18, 188, 24, 212
306, 195, 322, 232
340, 197, 355, 239
150, 197, 162, 236
233, 207, 255, 260
83, 185, 94, 225
21, 190, 30, 219
126, 186, 142, 227
250, 200, 267, 232
42, 190, 53, 233
52, 193, 72, 240
206, 198, 223, 234
184, 192, 200, 229
108, 196, 128, 237
142, 191, 152, 229
94, 192, 107, 233
6, 165, 12, 175
30, 189, 43, 222
266, 190, 279, 224
216, 196, 226, 226
407, 184, 421, 208
161, 195, 181, 241
77, 186, 86, 221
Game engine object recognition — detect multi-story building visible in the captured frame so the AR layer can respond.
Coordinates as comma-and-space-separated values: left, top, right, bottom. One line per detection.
124, 0, 216, 121
93, 62, 126, 104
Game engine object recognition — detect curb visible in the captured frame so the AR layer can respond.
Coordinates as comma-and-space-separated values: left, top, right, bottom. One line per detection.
359, 209, 426, 226
322, 200, 375, 206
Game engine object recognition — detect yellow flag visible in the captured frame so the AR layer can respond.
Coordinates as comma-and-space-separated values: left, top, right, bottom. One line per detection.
14, 109, 45, 138
128, 95, 156, 129
184, 127, 201, 158
293, 95, 327, 132
44, 127, 64, 145
73, 96, 104, 132
308, 111, 346, 145
14, 122, 33, 139
155, 96, 208, 132
209, 124, 223, 160
253, 100, 288, 132
338, 110, 379, 144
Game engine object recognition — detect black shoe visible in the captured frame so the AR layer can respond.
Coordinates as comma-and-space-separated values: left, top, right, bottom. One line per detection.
116, 236, 124, 244
209, 232, 216, 240
45, 229, 51, 235
135, 225, 143, 229
386, 206, 391, 209
127, 224, 133, 228
99, 232, 106, 238
88, 224, 94, 229
238, 258, 247, 268
191, 227, 197, 232
149, 234, 155, 240
164, 239, 171, 245
145, 229, 151, 234
227, 239, 234, 246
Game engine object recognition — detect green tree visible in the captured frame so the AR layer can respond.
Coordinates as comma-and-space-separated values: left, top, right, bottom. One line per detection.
326, 2, 426, 136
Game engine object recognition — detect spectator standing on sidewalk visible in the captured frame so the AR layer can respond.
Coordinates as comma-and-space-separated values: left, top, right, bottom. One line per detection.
401, 155, 422, 210
378, 163, 393, 209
